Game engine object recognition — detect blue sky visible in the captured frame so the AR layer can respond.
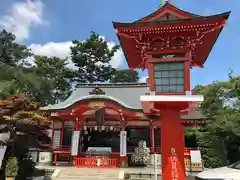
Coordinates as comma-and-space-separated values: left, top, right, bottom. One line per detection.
0, 0, 240, 88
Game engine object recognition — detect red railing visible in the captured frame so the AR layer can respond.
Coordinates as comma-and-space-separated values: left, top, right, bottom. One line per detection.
74, 157, 117, 168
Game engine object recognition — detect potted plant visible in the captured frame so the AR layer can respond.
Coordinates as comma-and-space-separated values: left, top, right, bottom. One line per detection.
5, 157, 18, 180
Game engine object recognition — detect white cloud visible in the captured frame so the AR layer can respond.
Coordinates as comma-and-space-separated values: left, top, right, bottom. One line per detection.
107, 41, 124, 68
110, 49, 124, 68
29, 40, 124, 68
0, 0, 44, 42
29, 41, 72, 59
0, 1, 124, 67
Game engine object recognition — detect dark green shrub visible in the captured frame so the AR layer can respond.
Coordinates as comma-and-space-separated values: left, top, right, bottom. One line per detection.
5, 157, 18, 177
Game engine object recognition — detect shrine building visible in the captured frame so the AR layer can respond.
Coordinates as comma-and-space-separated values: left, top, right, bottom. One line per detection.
40, 83, 205, 165
40, 1, 230, 179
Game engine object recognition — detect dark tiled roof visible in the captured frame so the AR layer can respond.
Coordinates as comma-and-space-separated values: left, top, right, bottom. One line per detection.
40, 83, 206, 120
40, 83, 149, 111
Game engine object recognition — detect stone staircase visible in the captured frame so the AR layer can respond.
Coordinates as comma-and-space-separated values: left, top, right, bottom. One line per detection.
36, 165, 197, 180
53, 168, 121, 180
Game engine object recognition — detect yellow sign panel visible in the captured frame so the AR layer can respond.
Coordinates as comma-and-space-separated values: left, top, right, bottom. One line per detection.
89, 101, 105, 107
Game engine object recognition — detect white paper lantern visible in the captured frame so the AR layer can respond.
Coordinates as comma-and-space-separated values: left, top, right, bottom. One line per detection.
105, 127, 109, 132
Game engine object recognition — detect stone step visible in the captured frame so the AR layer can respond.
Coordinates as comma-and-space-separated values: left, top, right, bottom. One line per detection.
59, 173, 118, 177
54, 176, 118, 180
54, 179, 117, 180
53, 179, 117, 180
56, 169, 119, 179
59, 169, 119, 173
59, 171, 119, 176
59, 175, 118, 177
60, 172, 118, 174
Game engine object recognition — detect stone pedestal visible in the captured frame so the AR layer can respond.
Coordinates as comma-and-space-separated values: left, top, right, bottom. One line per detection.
38, 152, 53, 165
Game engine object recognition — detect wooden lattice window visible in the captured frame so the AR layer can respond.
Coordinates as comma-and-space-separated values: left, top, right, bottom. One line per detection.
53, 121, 62, 148
62, 121, 75, 147
154, 62, 185, 92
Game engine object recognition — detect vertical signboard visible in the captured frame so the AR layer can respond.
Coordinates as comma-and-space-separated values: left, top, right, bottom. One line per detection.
0, 146, 7, 168
190, 150, 202, 163
154, 153, 158, 180
52, 130, 61, 148
120, 131, 127, 157
71, 131, 80, 156
170, 148, 179, 180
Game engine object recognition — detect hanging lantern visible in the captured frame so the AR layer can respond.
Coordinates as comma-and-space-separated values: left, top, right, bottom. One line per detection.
84, 126, 87, 130
94, 126, 98, 131
89, 127, 93, 132
110, 126, 113, 131
102, 126, 105, 131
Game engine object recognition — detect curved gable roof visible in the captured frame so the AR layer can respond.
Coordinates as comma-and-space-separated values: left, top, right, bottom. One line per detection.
40, 83, 149, 111
136, 2, 201, 23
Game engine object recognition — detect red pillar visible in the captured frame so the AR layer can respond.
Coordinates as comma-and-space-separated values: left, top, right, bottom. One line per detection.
150, 126, 154, 153
161, 107, 186, 180
60, 121, 64, 147
51, 122, 54, 145
75, 117, 81, 156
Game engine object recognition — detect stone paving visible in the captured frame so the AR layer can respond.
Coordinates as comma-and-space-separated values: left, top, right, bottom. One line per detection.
37, 165, 198, 180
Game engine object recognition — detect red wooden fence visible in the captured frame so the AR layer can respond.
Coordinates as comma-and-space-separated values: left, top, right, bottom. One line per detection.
74, 157, 117, 168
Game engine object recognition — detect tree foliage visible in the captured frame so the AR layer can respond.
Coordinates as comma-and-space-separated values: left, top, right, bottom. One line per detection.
193, 73, 240, 168
0, 30, 74, 105
0, 30, 122, 105
0, 29, 32, 66
109, 69, 140, 83
33, 55, 74, 105
0, 93, 51, 179
0, 93, 51, 147
70, 31, 119, 83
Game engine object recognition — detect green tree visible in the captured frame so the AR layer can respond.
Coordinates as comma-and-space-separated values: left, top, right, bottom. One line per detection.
109, 69, 140, 83
34, 56, 75, 105
70, 31, 119, 83
0, 56, 74, 105
193, 75, 240, 168
0, 29, 74, 105
0, 29, 34, 99
0, 29, 32, 66
0, 93, 51, 180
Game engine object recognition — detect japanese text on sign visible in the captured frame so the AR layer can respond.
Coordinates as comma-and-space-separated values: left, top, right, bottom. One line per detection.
171, 148, 179, 180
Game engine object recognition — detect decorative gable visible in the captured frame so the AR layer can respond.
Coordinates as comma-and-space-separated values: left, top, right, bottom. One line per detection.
89, 87, 106, 95
137, 2, 201, 22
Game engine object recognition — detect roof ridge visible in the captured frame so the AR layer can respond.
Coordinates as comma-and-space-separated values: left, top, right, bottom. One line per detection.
76, 82, 148, 87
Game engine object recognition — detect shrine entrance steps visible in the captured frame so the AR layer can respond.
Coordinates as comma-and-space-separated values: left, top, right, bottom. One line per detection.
38, 166, 198, 180
52, 167, 121, 180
